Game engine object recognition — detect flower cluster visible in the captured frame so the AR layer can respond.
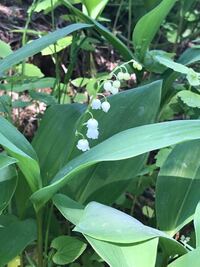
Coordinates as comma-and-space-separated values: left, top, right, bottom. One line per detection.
76, 59, 142, 152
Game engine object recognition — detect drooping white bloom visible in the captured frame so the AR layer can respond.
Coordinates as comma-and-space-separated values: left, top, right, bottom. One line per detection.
86, 128, 99, 139
110, 86, 119, 95
101, 101, 110, 112
123, 72, 131, 81
113, 80, 121, 89
117, 72, 124, 80
86, 118, 98, 129
91, 98, 101, 110
77, 139, 90, 151
103, 81, 112, 92
186, 68, 200, 86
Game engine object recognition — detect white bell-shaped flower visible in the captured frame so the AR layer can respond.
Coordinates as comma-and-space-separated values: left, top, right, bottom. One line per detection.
123, 73, 131, 80
77, 139, 90, 152
113, 80, 121, 89
86, 118, 98, 129
103, 81, 112, 92
91, 99, 101, 110
117, 72, 124, 80
86, 128, 99, 139
101, 101, 110, 113
110, 86, 119, 95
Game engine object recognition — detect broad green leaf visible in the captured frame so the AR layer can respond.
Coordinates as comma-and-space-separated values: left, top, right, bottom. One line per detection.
0, 77, 57, 92
32, 119, 200, 211
32, 104, 85, 185
41, 36, 73, 55
33, 0, 80, 13
0, 218, 36, 266
168, 248, 200, 267
178, 47, 200, 65
0, 40, 12, 58
74, 202, 167, 243
87, 236, 159, 267
62, 0, 133, 60
155, 55, 188, 74
71, 77, 90, 87
194, 202, 200, 248
51, 235, 87, 265
155, 148, 172, 168
32, 81, 161, 205
16, 63, 44, 77
0, 23, 92, 77
29, 90, 57, 105
53, 194, 186, 267
133, 0, 177, 60
0, 154, 18, 213
156, 140, 200, 235
82, 0, 109, 19
177, 90, 200, 108
0, 116, 41, 192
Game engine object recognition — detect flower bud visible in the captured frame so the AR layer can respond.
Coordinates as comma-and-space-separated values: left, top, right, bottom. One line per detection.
91, 99, 101, 110
101, 101, 110, 112
77, 139, 90, 151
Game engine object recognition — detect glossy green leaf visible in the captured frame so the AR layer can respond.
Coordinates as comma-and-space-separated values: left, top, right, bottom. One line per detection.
82, 0, 109, 19
0, 40, 12, 58
74, 202, 167, 243
16, 63, 44, 77
53, 194, 186, 267
32, 104, 85, 185
156, 140, 200, 235
133, 0, 177, 60
32, 119, 200, 211
87, 237, 159, 267
51, 235, 87, 265
155, 55, 188, 74
62, 0, 133, 60
0, 116, 41, 192
0, 218, 36, 266
32, 81, 161, 205
178, 47, 200, 65
0, 154, 18, 213
41, 36, 73, 55
0, 77, 57, 92
177, 90, 200, 108
194, 202, 200, 248
168, 248, 200, 267
0, 23, 92, 77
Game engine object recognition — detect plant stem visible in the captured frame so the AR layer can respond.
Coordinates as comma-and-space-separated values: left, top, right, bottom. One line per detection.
44, 204, 53, 267
36, 210, 44, 267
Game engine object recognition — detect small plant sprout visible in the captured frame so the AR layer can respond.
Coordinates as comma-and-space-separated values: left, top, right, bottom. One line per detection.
91, 98, 101, 110
101, 101, 110, 113
186, 68, 200, 86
